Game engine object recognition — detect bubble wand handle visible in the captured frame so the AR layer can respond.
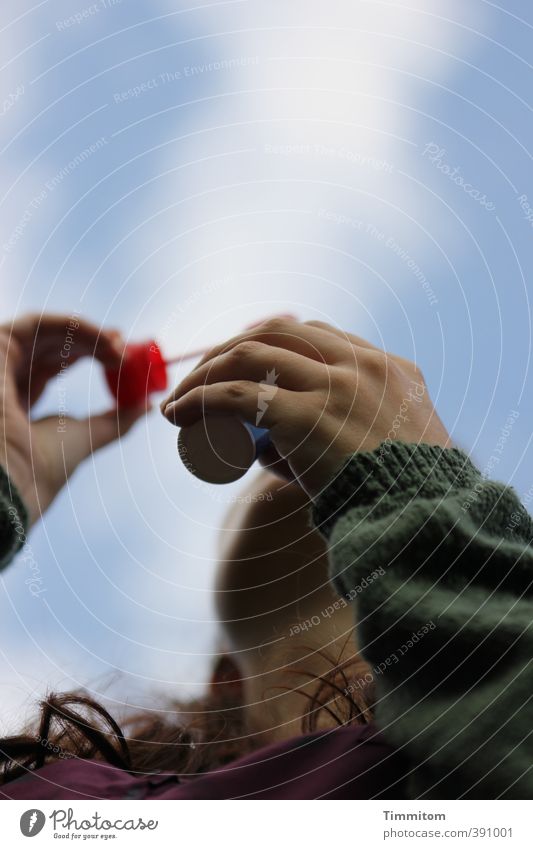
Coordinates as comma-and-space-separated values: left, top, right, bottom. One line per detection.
162, 347, 211, 365
163, 313, 297, 366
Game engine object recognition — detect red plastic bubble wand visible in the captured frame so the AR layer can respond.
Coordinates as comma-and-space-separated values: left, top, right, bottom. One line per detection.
104, 341, 210, 408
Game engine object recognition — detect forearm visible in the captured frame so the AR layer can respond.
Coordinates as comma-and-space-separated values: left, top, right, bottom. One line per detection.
312, 442, 533, 798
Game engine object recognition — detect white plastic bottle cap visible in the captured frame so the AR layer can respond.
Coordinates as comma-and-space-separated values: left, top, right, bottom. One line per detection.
178, 415, 257, 484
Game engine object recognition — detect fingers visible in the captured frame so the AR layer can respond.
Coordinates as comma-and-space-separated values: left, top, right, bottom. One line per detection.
160, 318, 379, 433
7, 314, 125, 409
162, 343, 327, 411
57, 320, 123, 367
10, 313, 124, 369
162, 381, 296, 430
304, 321, 422, 374
192, 317, 349, 374
58, 405, 147, 471
304, 320, 381, 352
87, 406, 147, 452
245, 313, 297, 329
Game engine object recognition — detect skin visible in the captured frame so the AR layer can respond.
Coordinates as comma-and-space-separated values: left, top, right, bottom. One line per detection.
0, 313, 451, 744
1, 313, 450, 522
215, 470, 359, 744
162, 316, 451, 741
0, 313, 145, 524
162, 317, 451, 499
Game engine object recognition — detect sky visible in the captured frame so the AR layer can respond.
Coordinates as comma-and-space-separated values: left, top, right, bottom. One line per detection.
0, 0, 532, 731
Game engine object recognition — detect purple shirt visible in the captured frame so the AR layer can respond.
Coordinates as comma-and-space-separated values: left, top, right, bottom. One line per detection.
1, 724, 408, 800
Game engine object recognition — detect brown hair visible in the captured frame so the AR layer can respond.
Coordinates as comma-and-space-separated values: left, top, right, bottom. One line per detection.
0, 653, 374, 784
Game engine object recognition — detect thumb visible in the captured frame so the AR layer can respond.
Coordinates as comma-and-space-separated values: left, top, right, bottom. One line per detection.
58, 405, 147, 472
29, 406, 148, 510
85, 405, 148, 453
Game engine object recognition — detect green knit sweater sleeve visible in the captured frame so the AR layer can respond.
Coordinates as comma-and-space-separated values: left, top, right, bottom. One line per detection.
311, 441, 533, 799
0, 465, 29, 571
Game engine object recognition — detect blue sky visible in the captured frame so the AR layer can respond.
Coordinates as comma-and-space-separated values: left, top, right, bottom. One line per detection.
0, 0, 531, 728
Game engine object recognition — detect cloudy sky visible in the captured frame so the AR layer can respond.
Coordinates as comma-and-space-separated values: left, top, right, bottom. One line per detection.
0, 0, 531, 730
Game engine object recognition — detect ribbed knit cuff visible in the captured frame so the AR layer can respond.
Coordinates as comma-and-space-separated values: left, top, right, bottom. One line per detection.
0, 464, 29, 570
311, 441, 482, 539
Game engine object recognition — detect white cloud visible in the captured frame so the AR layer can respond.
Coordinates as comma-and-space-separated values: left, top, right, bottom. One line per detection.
0, 0, 494, 729
134, 0, 489, 343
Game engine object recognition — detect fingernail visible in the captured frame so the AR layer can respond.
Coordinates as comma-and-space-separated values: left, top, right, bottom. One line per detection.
163, 401, 179, 421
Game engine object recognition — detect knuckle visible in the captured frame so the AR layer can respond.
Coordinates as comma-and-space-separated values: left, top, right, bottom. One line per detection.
200, 346, 221, 364
190, 385, 208, 405
364, 351, 389, 379
392, 354, 425, 384
333, 370, 357, 399
299, 395, 326, 427
261, 317, 288, 335
305, 320, 329, 330
230, 340, 263, 361
384, 359, 404, 386
328, 387, 354, 418
316, 386, 338, 417
226, 381, 249, 400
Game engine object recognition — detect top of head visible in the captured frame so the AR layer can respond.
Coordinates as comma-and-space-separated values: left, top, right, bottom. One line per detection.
214, 470, 339, 646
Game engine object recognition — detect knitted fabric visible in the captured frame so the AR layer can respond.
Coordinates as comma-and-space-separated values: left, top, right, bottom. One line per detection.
312, 441, 533, 799
0, 465, 28, 571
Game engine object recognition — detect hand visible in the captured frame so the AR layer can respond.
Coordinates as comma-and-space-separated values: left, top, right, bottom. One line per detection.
0, 313, 146, 524
160, 318, 451, 499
